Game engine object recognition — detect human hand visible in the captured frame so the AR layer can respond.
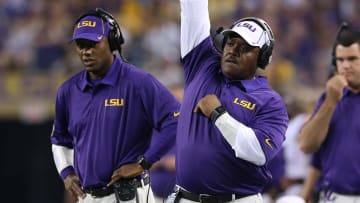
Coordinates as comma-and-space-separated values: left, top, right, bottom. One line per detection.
161, 155, 176, 171
325, 74, 347, 104
300, 190, 314, 203
64, 173, 86, 200
107, 163, 143, 186
194, 94, 222, 117
150, 155, 175, 171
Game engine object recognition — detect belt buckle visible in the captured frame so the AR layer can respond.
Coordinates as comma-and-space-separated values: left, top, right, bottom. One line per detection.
199, 194, 213, 203
86, 188, 95, 196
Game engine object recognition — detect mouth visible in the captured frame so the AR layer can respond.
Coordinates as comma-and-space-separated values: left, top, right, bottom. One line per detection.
83, 58, 95, 67
225, 57, 237, 65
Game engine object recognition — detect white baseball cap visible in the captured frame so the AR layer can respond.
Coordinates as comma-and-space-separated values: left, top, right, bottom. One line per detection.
221, 20, 270, 48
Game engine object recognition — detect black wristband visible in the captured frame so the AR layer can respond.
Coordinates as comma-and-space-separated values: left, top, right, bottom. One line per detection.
137, 156, 152, 170
210, 106, 227, 123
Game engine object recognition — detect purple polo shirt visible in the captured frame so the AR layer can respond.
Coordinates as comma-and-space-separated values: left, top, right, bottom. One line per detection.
176, 37, 288, 194
150, 161, 176, 197
263, 148, 285, 192
310, 152, 325, 193
311, 89, 360, 194
50, 56, 180, 188
150, 130, 176, 197
150, 151, 176, 197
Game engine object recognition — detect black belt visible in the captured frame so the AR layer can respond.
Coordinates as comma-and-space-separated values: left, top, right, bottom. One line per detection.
84, 176, 150, 198
178, 188, 248, 203
322, 188, 360, 196
334, 191, 360, 195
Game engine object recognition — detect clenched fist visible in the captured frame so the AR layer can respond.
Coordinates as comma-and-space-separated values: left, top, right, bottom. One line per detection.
325, 75, 348, 103
194, 94, 222, 117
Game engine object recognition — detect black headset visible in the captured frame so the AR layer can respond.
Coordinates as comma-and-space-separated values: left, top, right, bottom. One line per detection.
74, 8, 125, 53
213, 17, 275, 69
331, 22, 349, 67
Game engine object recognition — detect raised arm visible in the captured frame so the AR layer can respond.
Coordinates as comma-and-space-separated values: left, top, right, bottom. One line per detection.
180, 0, 211, 57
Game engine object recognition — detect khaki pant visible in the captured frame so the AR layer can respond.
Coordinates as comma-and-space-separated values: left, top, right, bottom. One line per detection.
319, 192, 360, 203
176, 193, 263, 203
78, 184, 155, 203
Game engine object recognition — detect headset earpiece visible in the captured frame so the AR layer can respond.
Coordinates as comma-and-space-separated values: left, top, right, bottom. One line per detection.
94, 8, 124, 52
212, 27, 224, 53
258, 41, 274, 69
331, 22, 348, 67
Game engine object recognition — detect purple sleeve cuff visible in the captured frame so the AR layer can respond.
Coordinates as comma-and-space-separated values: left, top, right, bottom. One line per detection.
60, 166, 75, 180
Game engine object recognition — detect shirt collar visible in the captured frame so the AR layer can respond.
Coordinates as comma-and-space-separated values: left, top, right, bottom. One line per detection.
79, 56, 121, 91
343, 87, 360, 96
223, 74, 268, 92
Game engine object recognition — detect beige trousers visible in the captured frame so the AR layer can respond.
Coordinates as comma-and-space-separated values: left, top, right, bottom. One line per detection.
77, 184, 155, 203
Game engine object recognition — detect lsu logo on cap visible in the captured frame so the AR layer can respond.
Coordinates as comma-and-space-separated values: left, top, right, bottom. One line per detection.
77, 21, 97, 28
237, 22, 256, 32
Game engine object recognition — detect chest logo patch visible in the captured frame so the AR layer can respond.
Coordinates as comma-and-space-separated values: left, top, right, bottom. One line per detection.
104, 98, 124, 107
233, 98, 256, 110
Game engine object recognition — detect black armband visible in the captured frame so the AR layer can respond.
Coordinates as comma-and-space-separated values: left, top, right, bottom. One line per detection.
137, 156, 152, 170
210, 106, 227, 123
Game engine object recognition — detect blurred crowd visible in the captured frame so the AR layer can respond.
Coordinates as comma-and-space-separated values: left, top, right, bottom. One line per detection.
0, 0, 359, 122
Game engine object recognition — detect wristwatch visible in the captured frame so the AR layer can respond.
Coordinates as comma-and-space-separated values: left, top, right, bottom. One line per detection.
137, 156, 152, 170
210, 106, 227, 123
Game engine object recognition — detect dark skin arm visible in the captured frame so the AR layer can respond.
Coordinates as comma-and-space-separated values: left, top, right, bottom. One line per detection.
194, 94, 222, 117
107, 163, 144, 187
65, 163, 144, 198
64, 173, 86, 200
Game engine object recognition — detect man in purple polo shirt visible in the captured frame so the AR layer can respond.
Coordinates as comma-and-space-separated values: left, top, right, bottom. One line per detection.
298, 23, 360, 203
172, 0, 288, 202
50, 8, 180, 203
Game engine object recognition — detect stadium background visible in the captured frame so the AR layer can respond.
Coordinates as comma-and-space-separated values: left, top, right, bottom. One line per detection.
0, 0, 359, 202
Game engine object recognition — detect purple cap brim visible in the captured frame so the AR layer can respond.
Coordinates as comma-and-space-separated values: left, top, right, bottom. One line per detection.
71, 33, 104, 42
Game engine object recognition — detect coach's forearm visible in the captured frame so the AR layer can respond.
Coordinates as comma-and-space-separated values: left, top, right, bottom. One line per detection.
52, 144, 74, 174
298, 98, 337, 153
215, 112, 266, 166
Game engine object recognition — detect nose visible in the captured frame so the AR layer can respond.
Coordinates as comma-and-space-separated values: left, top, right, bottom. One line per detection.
339, 59, 352, 69
227, 45, 240, 56
80, 47, 93, 55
